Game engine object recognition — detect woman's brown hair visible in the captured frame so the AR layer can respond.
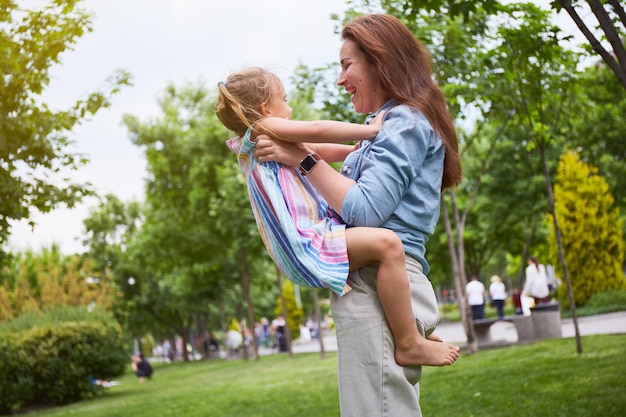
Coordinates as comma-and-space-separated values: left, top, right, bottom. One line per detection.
342, 14, 462, 189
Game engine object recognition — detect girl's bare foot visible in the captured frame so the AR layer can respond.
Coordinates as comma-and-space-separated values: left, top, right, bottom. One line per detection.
426, 333, 443, 343
394, 336, 460, 367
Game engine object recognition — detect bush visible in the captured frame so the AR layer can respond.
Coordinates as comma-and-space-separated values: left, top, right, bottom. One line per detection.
0, 307, 128, 413
22, 321, 128, 405
584, 289, 626, 310
0, 334, 34, 414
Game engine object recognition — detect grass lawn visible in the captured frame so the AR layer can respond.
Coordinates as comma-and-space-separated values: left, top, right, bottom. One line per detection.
24, 334, 626, 417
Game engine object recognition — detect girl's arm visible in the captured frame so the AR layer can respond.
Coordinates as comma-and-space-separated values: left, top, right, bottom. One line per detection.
253, 112, 385, 144
253, 138, 355, 214
308, 143, 356, 162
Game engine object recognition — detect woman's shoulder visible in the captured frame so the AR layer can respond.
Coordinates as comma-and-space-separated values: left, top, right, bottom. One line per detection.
386, 103, 423, 120
385, 104, 433, 135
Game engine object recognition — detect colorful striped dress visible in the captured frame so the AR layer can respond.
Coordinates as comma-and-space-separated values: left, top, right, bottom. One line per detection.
227, 128, 351, 296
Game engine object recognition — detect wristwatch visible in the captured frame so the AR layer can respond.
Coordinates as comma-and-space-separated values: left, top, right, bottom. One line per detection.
297, 153, 321, 175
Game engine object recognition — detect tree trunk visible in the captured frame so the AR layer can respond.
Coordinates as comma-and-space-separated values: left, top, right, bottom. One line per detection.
538, 146, 583, 353
517, 225, 535, 289
441, 191, 477, 353
239, 248, 259, 361
178, 318, 192, 362
275, 266, 293, 357
312, 288, 326, 359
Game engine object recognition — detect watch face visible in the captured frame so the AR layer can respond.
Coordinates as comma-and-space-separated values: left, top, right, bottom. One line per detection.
301, 154, 317, 172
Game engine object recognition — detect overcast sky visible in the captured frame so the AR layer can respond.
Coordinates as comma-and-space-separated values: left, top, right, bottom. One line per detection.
8, 0, 589, 255
8, 0, 351, 254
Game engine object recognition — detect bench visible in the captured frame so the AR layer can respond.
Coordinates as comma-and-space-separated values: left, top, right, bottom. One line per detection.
472, 315, 535, 346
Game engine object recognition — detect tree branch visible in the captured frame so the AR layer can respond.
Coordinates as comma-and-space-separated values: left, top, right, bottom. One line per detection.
557, 0, 626, 89
588, 0, 626, 72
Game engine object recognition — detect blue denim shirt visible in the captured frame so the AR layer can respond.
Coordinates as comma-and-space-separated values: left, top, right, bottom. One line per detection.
339, 100, 444, 274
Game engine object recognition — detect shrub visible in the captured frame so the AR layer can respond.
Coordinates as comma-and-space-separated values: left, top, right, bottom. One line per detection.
0, 334, 34, 414
0, 307, 128, 412
20, 320, 127, 405
584, 289, 626, 310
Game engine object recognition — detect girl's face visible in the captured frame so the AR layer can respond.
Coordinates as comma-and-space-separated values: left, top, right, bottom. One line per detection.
337, 39, 388, 114
264, 80, 292, 119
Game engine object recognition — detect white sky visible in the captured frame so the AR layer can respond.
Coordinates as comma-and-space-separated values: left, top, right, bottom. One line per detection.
7, 0, 593, 255
8, 0, 351, 254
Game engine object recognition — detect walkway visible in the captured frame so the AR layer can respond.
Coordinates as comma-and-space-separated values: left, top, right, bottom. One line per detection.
278, 311, 626, 354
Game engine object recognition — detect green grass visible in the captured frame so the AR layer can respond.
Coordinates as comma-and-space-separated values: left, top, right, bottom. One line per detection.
22, 335, 626, 417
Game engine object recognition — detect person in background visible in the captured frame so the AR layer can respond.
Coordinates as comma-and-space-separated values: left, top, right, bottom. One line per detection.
466, 275, 486, 320
253, 13, 462, 416
489, 275, 507, 319
523, 255, 551, 305
131, 353, 153, 383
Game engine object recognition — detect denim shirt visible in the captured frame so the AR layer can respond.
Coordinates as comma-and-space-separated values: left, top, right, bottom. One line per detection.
340, 100, 444, 274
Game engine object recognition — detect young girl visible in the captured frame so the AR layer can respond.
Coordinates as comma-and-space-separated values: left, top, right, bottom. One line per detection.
215, 67, 458, 367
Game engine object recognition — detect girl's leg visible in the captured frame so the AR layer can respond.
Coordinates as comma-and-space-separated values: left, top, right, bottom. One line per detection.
345, 227, 459, 366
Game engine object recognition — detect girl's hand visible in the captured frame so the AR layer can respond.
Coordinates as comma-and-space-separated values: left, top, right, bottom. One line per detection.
369, 110, 386, 132
254, 135, 311, 167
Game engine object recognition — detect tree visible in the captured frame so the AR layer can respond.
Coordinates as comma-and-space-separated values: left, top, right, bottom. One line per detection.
0, 0, 131, 255
81, 194, 149, 339
0, 246, 116, 319
554, 0, 626, 90
402, 0, 626, 89
569, 58, 626, 220
548, 151, 626, 307
276, 280, 304, 342
122, 81, 231, 361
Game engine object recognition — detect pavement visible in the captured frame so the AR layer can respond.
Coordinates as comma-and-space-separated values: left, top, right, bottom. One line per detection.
276, 311, 626, 354
435, 310, 626, 346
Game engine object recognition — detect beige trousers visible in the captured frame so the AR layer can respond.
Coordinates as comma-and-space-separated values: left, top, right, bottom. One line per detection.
331, 255, 440, 417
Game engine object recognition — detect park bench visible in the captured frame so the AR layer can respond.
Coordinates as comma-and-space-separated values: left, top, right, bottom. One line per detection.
472, 302, 562, 347
472, 315, 535, 346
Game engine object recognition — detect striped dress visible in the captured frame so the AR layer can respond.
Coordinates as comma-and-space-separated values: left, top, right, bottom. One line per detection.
227, 129, 351, 296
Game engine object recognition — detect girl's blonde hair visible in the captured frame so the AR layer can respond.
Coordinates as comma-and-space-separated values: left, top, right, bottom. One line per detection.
215, 67, 281, 137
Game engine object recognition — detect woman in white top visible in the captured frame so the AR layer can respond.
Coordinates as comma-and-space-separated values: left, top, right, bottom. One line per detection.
522, 256, 550, 305
489, 275, 507, 319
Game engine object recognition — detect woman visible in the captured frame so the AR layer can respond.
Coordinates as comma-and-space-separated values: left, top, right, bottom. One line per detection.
255, 14, 461, 416
489, 275, 507, 319
523, 256, 550, 305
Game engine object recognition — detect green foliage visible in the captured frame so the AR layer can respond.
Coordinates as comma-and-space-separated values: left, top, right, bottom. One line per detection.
0, 333, 34, 414
0, 306, 127, 413
571, 60, 626, 218
0, 248, 118, 321
118, 80, 266, 350
0, 305, 113, 334
548, 151, 626, 307
583, 290, 626, 312
276, 280, 303, 338
0, 0, 131, 252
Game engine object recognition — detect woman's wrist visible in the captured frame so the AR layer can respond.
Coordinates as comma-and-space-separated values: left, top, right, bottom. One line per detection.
297, 153, 322, 176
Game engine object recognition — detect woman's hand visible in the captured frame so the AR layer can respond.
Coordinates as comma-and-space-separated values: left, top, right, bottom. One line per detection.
254, 135, 311, 166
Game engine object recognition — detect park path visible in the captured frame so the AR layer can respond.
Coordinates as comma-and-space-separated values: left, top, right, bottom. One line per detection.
279, 311, 626, 354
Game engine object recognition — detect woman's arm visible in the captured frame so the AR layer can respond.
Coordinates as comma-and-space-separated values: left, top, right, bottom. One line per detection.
254, 112, 385, 144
